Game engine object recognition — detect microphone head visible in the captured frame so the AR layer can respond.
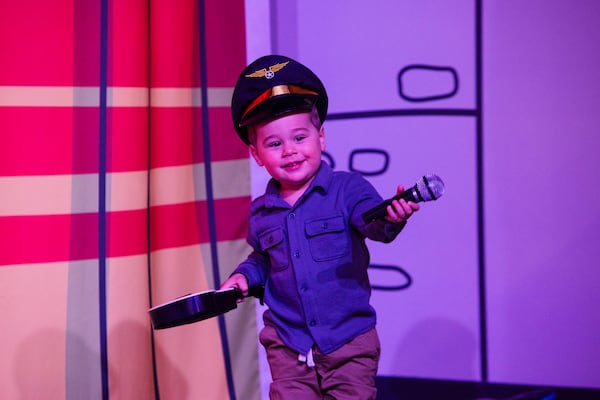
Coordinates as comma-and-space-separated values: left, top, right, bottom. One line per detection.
415, 174, 445, 201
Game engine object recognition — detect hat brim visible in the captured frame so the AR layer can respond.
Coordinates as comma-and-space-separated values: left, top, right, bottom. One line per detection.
239, 94, 319, 128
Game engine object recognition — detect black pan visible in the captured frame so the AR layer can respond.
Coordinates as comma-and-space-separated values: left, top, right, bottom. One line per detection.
148, 286, 263, 330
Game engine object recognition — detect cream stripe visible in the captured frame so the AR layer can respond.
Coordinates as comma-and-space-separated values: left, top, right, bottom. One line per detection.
0, 86, 98, 107
150, 87, 233, 107
0, 174, 98, 216
0, 261, 70, 399
149, 159, 250, 208
0, 86, 233, 107
108, 170, 148, 213
147, 240, 250, 301
109, 87, 148, 107
199, 239, 252, 287
0, 159, 250, 216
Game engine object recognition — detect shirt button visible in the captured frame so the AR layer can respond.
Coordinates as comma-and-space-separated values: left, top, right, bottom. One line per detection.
294, 251, 300, 258
301, 285, 308, 292
289, 213, 295, 219
309, 320, 316, 327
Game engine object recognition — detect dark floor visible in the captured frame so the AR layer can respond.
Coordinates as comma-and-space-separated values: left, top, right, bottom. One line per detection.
375, 376, 600, 400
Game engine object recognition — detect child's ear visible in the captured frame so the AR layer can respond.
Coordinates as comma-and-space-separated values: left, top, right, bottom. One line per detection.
319, 126, 326, 152
249, 144, 264, 167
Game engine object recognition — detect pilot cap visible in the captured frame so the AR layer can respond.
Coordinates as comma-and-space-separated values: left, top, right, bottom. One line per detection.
231, 55, 328, 144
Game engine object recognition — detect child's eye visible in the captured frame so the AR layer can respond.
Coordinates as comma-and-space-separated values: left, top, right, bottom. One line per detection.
267, 140, 281, 148
294, 135, 306, 142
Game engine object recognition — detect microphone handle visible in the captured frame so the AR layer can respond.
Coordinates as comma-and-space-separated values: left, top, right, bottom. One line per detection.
361, 187, 418, 223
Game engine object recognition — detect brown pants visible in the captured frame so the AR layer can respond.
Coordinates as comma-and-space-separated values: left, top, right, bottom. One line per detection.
259, 324, 380, 400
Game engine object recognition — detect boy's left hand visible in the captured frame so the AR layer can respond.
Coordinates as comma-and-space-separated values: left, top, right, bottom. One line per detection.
384, 185, 420, 224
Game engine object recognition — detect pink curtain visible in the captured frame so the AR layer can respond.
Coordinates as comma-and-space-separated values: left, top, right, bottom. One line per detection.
0, 1, 258, 398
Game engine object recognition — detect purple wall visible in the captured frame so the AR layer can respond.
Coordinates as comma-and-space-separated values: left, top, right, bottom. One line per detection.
484, 0, 600, 388
248, 0, 600, 391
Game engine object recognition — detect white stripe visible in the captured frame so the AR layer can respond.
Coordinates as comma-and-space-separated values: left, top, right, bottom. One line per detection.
0, 86, 98, 107
0, 86, 233, 108
109, 87, 148, 107
0, 174, 98, 216
0, 159, 250, 216
150, 87, 233, 107
148, 159, 250, 208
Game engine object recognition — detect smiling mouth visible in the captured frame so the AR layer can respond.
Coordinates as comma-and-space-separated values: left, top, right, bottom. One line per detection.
283, 160, 304, 169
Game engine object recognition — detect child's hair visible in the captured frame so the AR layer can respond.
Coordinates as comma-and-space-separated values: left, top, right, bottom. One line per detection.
247, 105, 322, 146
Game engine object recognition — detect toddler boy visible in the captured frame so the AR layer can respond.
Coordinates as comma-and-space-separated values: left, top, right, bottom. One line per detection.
221, 55, 419, 400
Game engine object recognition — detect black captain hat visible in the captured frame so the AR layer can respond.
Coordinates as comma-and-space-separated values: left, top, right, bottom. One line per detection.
231, 55, 328, 144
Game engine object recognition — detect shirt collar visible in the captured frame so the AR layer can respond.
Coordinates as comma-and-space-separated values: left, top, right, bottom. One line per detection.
264, 161, 332, 208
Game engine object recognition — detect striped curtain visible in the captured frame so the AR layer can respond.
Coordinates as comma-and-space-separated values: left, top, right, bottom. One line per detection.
0, 1, 259, 399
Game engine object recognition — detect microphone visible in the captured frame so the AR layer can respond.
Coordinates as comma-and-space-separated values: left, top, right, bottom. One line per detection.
362, 174, 445, 223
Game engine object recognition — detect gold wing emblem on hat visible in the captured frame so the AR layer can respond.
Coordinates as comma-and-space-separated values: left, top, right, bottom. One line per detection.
245, 61, 290, 78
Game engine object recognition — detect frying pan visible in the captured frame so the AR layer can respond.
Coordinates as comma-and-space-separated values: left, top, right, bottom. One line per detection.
148, 286, 263, 330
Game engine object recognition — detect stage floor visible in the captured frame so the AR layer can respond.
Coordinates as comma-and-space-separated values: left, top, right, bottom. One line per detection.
376, 376, 600, 400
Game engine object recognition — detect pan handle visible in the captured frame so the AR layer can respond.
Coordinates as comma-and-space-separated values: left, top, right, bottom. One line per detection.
148, 285, 265, 330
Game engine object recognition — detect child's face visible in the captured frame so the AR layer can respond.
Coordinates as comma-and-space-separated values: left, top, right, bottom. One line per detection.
249, 111, 325, 194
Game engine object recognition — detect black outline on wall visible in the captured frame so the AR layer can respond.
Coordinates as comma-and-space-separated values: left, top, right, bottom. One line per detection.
326, 0, 488, 382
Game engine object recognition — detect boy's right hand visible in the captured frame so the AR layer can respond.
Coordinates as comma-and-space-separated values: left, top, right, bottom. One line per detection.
220, 273, 249, 297
384, 184, 420, 224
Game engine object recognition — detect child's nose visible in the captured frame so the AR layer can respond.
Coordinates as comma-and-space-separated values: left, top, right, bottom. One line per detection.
282, 141, 297, 156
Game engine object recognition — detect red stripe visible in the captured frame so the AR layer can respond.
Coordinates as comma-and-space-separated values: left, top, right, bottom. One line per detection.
109, 0, 149, 86
148, 0, 246, 88
150, 107, 195, 167
207, 107, 249, 161
0, 108, 99, 176
204, 0, 247, 86
150, 197, 250, 251
110, 107, 245, 171
73, 107, 101, 173
0, 196, 250, 265
0, 214, 98, 266
213, 196, 250, 242
150, 202, 199, 250
150, 0, 197, 87
0, 3, 76, 85
108, 107, 149, 172
0, 107, 239, 174
108, 209, 149, 257
149, 107, 247, 169
73, 0, 101, 85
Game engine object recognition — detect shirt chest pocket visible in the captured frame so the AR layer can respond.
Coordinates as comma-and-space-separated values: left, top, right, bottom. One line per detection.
305, 215, 349, 262
258, 226, 289, 271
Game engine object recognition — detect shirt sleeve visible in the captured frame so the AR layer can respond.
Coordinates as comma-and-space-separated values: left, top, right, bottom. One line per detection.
360, 218, 406, 243
231, 249, 270, 287
346, 172, 406, 243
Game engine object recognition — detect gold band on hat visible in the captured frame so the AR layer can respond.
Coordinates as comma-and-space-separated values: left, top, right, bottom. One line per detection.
240, 85, 319, 125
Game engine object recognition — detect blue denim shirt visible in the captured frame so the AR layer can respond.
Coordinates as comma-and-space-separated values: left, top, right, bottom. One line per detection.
233, 161, 404, 354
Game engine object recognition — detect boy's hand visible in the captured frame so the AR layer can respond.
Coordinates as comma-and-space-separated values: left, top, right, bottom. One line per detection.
220, 273, 249, 297
384, 184, 420, 224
